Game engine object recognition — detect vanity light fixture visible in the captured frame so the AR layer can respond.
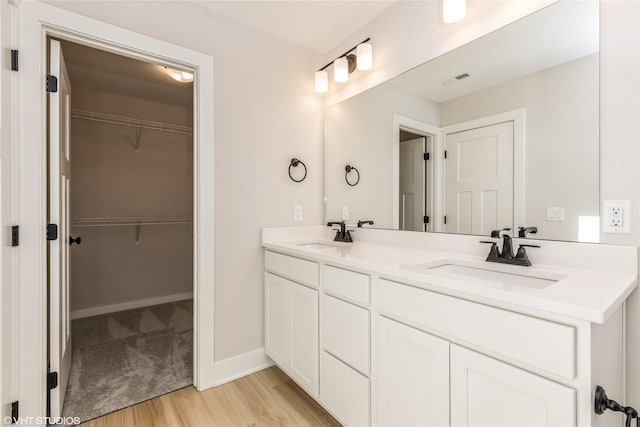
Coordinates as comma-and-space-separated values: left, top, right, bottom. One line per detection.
443, 0, 466, 24
164, 66, 194, 83
314, 38, 372, 93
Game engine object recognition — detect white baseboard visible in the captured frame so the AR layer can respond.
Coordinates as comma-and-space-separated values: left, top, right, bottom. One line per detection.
213, 348, 274, 386
70, 292, 193, 320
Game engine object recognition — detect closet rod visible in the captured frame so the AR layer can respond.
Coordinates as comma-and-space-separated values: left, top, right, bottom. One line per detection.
71, 216, 192, 227
71, 109, 193, 136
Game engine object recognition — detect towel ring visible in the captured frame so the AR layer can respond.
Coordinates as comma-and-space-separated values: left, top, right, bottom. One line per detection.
345, 164, 360, 187
289, 158, 307, 183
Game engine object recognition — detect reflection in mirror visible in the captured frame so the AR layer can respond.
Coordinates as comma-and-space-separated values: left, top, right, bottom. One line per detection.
325, 1, 599, 243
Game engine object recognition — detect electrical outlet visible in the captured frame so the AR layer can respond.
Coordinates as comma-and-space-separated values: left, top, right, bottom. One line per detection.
293, 205, 303, 221
602, 200, 631, 233
342, 206, 349, 220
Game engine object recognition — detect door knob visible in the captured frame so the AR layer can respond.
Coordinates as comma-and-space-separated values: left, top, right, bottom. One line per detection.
69, 236, 81, 245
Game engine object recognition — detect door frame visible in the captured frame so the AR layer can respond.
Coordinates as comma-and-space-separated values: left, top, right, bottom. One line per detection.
16, 2, 215, 417
392, 115, 442, 231
441, 109, 526, 234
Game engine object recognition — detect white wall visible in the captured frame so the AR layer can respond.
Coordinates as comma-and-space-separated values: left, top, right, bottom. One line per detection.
70, 90, 193, 314
44, 1, 325, 362
441, 54, 599, 242
325, 83, 439, 228
598, 0, 640, 408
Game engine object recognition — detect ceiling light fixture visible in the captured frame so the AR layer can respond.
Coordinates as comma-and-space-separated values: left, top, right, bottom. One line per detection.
314, 38, 372, 93
164, 66, 194, 83
443, 0, 466, 24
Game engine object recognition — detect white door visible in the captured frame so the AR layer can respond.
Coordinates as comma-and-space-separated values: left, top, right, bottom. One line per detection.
289, 282, 319, 397
450, 345, 576, 427
49, 39, 72, 418
445, 122, 513, 235
376, 316, 449, 427
399, 137, 426, 231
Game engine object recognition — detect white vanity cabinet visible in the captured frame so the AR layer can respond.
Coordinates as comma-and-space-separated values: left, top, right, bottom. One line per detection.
264, 253, 319, 397
376, 316, 450, 427
450, 344, 576, 427
263, 247, 627, 427
320, 264, 372, 426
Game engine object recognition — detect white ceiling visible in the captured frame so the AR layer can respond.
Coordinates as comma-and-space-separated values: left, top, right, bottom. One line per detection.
194, 1, 395, 55
392, 0, 599, 103
61, 40, 193, 108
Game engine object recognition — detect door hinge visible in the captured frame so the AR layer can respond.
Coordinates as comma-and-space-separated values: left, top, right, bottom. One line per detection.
46, 224, 58, 241
11, 401, 18, 423
47, 371, 58, 391
444, 216, 447, 225
10, 49, 18, 71
444, 150, 448, 159
423, 215, 430, 224
46, 74, 58, 93
11, 226, 19, 247
423, 152, 430, 161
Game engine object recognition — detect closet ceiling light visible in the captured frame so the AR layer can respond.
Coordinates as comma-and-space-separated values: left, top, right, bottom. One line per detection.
164, 66, 194, 83
443, 0, 466, 24
314, 37, 372, 93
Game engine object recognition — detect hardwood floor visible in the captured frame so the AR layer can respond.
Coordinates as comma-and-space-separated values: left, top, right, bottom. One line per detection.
79, 366, 341, 427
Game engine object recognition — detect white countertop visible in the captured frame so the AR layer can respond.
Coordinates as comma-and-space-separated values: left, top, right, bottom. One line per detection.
262, 229, 638, 324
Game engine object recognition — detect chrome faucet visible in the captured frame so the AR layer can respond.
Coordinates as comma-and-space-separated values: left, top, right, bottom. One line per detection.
327, 221, 353, 242
480, 228, 539, 266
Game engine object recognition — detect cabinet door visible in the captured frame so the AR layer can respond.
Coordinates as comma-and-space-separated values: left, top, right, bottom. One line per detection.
376, 316, 450, 427
290, 282, 319, 397
321, 351, 370, 427
451, 345, 576, 427
265, 273, 290, 367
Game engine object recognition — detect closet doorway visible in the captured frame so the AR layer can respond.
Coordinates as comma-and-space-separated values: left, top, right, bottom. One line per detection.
48, 38, 195, 423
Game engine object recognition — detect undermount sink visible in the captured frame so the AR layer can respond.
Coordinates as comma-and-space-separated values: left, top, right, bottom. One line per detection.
411, 260, 566, 290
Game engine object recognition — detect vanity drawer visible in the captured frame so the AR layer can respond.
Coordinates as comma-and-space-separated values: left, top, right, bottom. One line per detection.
322, 265, 370, 305
321, 351, 370, 427
322, 294, 370, 375
377, 279, 576, 380
265, 251, 318, 288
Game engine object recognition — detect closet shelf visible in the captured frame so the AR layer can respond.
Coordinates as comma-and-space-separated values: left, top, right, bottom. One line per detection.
71, 109, 193, 136
71, 216, 193, 227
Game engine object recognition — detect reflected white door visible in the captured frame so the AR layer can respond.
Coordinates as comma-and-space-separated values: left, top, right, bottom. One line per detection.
49, 39, 72, 418
445, 122, 513, 235
399, 137, 425, 231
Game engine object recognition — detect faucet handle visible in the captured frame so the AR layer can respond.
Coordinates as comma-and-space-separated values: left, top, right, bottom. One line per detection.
518, 226, 538, 238
480, 240, 501, 259
514, 244, 540, 266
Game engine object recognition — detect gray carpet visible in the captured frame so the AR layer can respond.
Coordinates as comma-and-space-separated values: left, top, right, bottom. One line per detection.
62, 300, 193, 423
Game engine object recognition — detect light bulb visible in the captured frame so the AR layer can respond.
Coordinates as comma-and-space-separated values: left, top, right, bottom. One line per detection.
356, 43, 372, 71
443, 0, 466, 24
315, 70, 328, 93
334, 57, 348, 83
163, 66, 194, 83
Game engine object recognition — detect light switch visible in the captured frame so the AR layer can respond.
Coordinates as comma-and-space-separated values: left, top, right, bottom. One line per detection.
547, 207, 565, 221
342, 206, 349, 220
